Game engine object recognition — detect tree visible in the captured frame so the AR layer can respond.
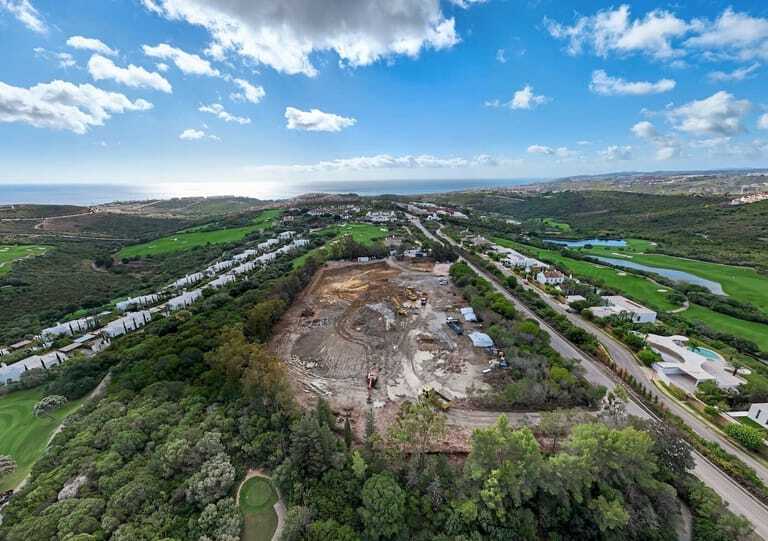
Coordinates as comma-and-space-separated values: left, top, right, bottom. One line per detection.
33, 395, 68, 418
244, 298, 287, 342
0, 455, 17, 476
387, 397, 446, 461
360, 473, 406, 541
197, 497, 242, 541
307, 519, 360, 541
185, 453, 236, 506
640, 420, 694, 481
344, 416, 353, 449
725, 423, 764, 451
289, 415, 340, 479
600, 387, 628, 427
280, 506, 312, 541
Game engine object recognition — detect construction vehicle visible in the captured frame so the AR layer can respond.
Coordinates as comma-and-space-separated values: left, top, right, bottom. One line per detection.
366, 367, 380, 403
446, 318, 463, 335
392, 297, 408, 317
421, 386, 451, 411
420, 295, 428, 306
405, 287, 418, 302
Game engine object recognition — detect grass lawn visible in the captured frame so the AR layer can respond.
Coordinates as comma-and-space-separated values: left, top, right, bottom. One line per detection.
0, 388, 84, 491
328, 223, 389, 245
737, 416, 768, 435
679, 304, 768, 353
0, 244, 49, 276
581, 241, 768, 315
117, 209, 283, 258
492, 237, 680, 311
239, 476, 278, 541
541, 218, 571, 232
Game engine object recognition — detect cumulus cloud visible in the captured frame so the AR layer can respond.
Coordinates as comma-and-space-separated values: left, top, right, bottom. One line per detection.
66, 36, 117, 56
667, 91, 751, 136
546, 5, 688, 60
630, 120, 684, 160
599, 145, 633, 161
179, 128, 219, 140
199, 103, 250, 124
527, 145, 553, 155
230, 78, 265, 104
285, 107, 356, 132
0, 0, 46, 33
685, 8, 768, 61
707, 63, 760, 82
88, 54, 172, 93
631, 120, 657, 139
140, 0, 461, 77
249, 153, 503, 174
589, 70, 675, 96
526, 145, 579, 159
143, 43, 220, 76
487, 85, 549, 111
759, 114, 768, 130
0, 79, 152, 134
495, 49, 507, 63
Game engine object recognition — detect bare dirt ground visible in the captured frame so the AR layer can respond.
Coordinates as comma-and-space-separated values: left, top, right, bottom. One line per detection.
270, 259, 493, 436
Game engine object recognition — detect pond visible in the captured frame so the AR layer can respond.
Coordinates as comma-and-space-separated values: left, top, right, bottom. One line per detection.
592, 256, 727, 296
545, 238, 627, 248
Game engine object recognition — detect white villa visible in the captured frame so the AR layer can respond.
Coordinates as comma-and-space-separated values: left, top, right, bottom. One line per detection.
166, 289, 203, 312
647, 334, 744, 392
0, 351, 67, 385
278, 231, 296, 240
536, 270, 566, 286
103, 311, 152, 338
588, 296, 657, 323
205, 260, 234, 275
747, 403, 768, 428
170, 273, 205, 289
365, 211, 396, 223
116, 294, 161, 313
41, 317, 98, 339
208, 274, 235, 289
493, 245, 548, 271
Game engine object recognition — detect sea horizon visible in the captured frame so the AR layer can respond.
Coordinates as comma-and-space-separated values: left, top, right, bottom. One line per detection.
0, 178, 543, 206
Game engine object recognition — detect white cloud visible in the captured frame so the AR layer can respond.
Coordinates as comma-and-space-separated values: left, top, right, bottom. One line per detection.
179, 128, 221, 141
66, 36, 117, 56
230, 78, 265, 104
140, 0, 461, 77
668, 91, 751, 136
199, 103, 250, 124
0, 79, 152, 134
526, 145, 578, 159
599, 145, 633, 161
156, 62, 169, 72
759, 114, 768, 130
488, 85, 549, 111
143, 43, 220, 77
88, 54, 172, 93
34, 48, 77, 69
589, 70, 675, 96
655, 145, 682, 160
546, 5, 689, 60
285, 107, 356, 132
685, 8, 768, 61
0, 0, 46, 33
631, 121, 657, 139
448, 0, 487, 8
495, 49, 507, 63
707, 63, 760, 82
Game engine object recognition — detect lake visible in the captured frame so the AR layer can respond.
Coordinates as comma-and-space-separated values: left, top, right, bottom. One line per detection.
545, 238, 627, 248
592, 256, 727, 295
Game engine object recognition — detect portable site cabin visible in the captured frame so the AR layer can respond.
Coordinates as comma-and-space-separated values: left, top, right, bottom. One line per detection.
468, 332, 494, 350
460, 307, 478, 322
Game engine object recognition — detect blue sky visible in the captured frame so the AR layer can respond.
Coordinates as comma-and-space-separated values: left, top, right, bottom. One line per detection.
1, 0, 767, 187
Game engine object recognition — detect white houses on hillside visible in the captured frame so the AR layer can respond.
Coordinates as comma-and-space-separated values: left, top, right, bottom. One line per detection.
747, 404, 768, 428
205, 260, 234, 275
208, 274, 235, 289
42, 317, 98, 340
171, 273, 205, 289
258, 239, 279, 251
536, 270, 566, 286
279, 231, 296, 240
166, 289, 203, 311
0, 351, 67, 385
587, 296, 657, 324
116, 294, 161, 313
103, 311, 152, 338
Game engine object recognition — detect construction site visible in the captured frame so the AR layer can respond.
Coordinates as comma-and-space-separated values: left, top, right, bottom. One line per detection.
270, 259, 494, 430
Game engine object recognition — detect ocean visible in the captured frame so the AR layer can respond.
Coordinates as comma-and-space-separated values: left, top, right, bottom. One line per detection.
0, 178, 537, 206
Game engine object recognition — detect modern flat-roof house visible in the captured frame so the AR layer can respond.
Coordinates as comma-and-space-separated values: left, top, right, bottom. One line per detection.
103, 311, 152, 338
208, 274, 235, 289
566, 295, 587, 305
205, 260, 234, 275
0, 351, 68, 385
278, 231, 296, 240
170, 272, 204, 289
41, 316, 98, 339
365, 211, 395, 223
647, 334, 744, 393
116, 294, 161, 313
536, 270, 566, 286
748, 403, 768, 428
167, 289, 203, 311
587, 296, 657, 323
292, 238, 310, 248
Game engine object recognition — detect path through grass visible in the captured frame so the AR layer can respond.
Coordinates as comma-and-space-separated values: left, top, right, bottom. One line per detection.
239, 476, 278, 541
0, 388, 84, 490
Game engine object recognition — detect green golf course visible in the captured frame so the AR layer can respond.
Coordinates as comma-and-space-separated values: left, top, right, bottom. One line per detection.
0, 388, 84, 491
117, 209, 283, 258
0, 244, 49, 276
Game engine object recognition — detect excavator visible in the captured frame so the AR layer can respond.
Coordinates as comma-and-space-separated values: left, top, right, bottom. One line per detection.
366, 367, 380, 404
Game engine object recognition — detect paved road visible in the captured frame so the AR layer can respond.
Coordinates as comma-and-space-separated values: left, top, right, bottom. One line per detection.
410, 216, 768, 538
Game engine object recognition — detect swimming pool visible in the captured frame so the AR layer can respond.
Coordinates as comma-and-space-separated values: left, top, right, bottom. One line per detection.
545, 238, 627, 248
689, 346, 722, 361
